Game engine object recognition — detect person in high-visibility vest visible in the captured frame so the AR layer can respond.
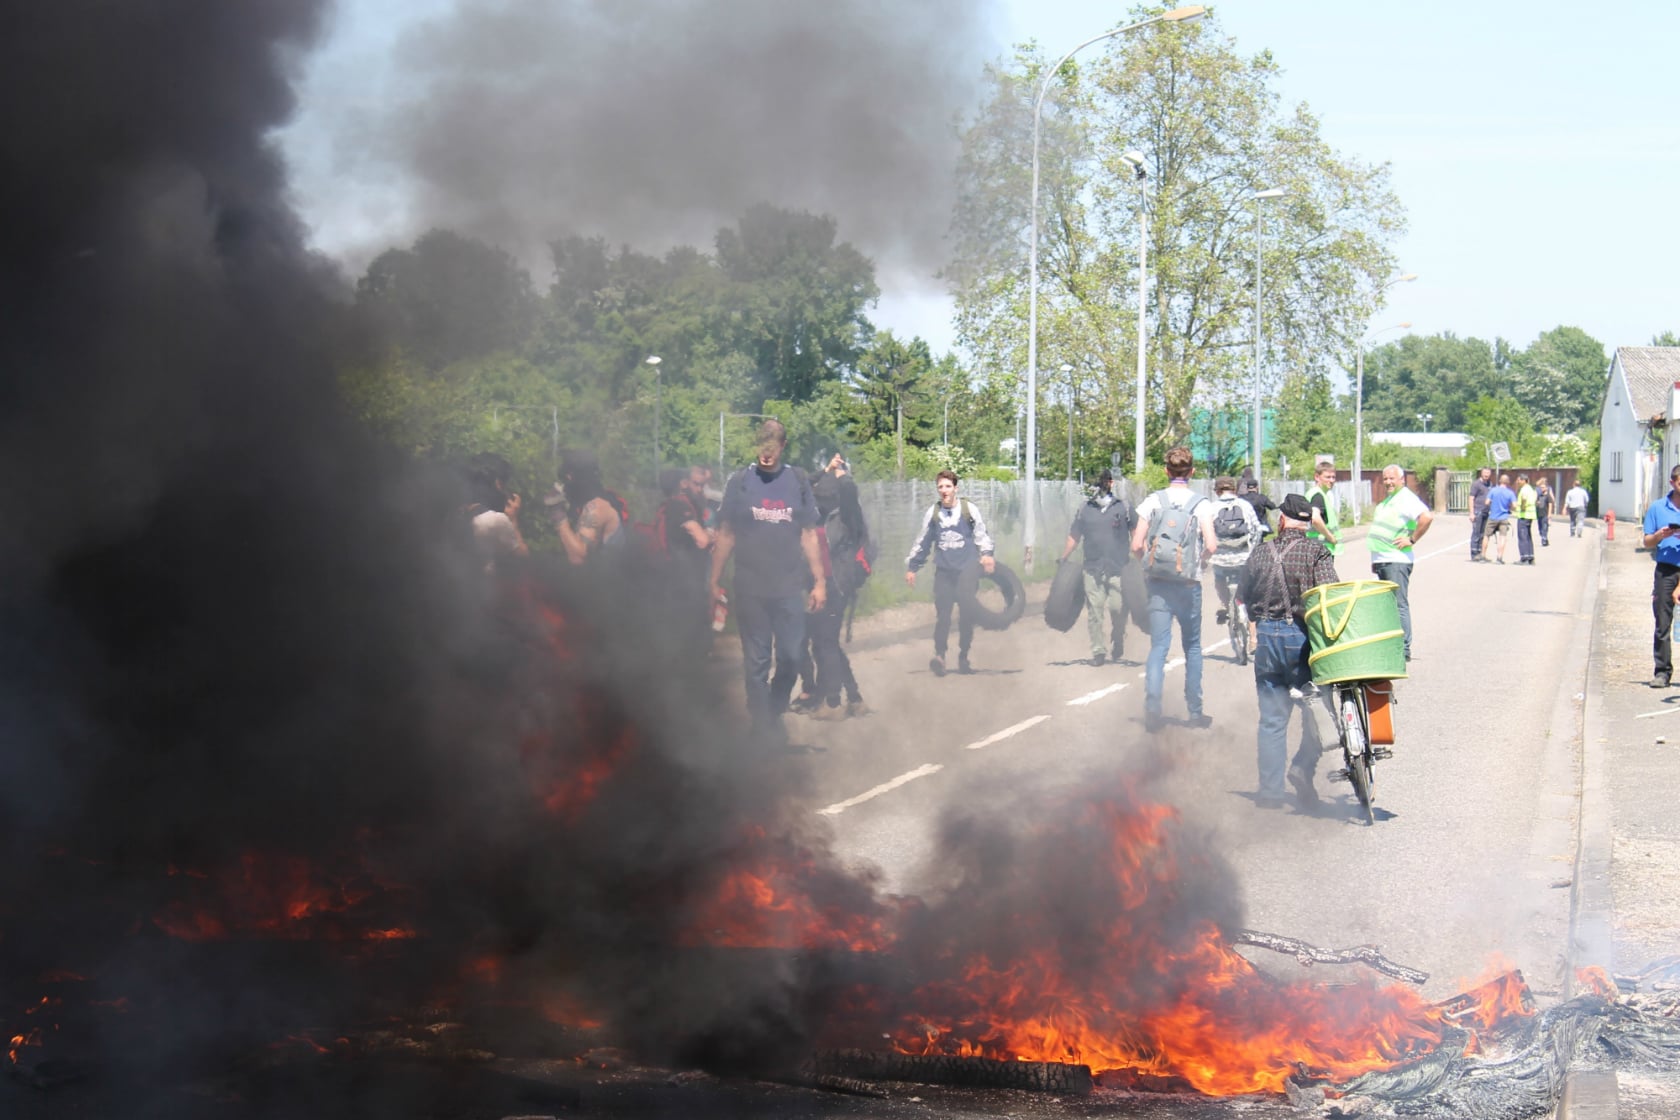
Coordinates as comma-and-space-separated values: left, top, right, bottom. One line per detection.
1368, 464, 1435, 663
1304, 460, 1342, 556
1514, 473, 1538, 565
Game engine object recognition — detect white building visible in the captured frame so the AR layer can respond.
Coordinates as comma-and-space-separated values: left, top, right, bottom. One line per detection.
1368, 432, 1473, 456
1598, 347, 1680, 520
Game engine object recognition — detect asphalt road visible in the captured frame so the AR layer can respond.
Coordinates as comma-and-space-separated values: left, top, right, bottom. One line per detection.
792, 517, 1594, 1006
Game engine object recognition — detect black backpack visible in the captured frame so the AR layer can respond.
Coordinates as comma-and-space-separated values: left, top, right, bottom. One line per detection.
1212, 499, 1250, 548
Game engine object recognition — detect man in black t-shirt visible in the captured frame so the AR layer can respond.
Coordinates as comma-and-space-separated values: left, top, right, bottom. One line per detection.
657, 466, 713, 643
711, 420, 826, 748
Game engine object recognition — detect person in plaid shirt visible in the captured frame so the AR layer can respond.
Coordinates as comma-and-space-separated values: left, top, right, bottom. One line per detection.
1237, 492, 1339, 810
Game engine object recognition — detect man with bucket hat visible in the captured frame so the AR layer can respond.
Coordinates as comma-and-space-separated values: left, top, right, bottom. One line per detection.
1238, 493, 1340, 809
1367, 465, 1434, 662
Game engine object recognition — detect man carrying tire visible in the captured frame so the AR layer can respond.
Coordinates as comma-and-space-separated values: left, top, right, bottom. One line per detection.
906, 470, 996, 676
1060, 468, 1136, 665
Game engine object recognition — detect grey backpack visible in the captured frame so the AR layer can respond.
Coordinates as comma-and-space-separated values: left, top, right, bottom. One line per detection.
1143, 492, 1207, 582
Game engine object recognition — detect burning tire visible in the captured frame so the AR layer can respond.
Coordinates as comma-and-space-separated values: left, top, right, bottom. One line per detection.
967, 561, 1025, 631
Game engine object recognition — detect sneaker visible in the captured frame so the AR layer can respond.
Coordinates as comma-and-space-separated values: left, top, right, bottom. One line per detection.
811, 701, 846, 721
789, 694, 819, 715
1144, 712, 1165, 733
845, 698, 871, 718
1256, 795, 1286, 811
1288, 766, 1319, 806
1215, 608, 1229, 625
1653, 673, 1671, 689
1187, 713, 1213, 730
1091, 651, 1107, 667
1496, 558, 1505, 565
929, 655, 946, 678
957, 654, 974, 675
1111, 644, 1125, 661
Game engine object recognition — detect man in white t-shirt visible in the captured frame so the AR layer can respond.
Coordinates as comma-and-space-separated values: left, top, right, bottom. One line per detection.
1564, 481, 1590, 538
1130, 446, 1220, 732
1367, 464, 1433, 662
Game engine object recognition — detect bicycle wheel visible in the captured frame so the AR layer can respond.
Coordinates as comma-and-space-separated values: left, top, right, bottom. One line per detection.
1340, 690, 1374, 825
1230, 604, 1249, 665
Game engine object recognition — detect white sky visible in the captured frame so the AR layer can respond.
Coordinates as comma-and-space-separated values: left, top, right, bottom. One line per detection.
281, 0, 1680, 361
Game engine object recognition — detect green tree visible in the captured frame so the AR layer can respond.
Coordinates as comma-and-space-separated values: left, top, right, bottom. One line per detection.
356, 229, 536, 371
1464, 395, 1541, 465
1271, 370, 1352, 472
947, 11, 1405, 463
1360, 332, 1498, 433
1508, 326, 1606, 432
715, 204, 879, 403
1653, 331, 1680, 347
848, 332, 937, 479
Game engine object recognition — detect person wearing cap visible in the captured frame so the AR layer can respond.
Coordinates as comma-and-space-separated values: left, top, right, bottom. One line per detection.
1060, 468, 1136, 665
711, 419, 827, 748
1368, 465, 1433, 662
1238, 467, 1277, 539
1237, 492, 1340, 809
1640, 464, 1680, 688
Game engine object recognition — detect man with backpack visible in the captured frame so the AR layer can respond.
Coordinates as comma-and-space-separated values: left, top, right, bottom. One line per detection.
806, 456, 871, 718
1129, 446, 1220, 731
905, 469, 996, 676
1207, 475, 1264, 634
1060, 468, 1136, 665
711, 420, 827, 750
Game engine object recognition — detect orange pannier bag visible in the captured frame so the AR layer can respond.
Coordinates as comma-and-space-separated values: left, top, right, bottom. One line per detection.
1362, 681, 1396, 745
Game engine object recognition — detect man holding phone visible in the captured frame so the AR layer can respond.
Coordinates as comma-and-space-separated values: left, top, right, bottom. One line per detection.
1642, 463, 1680, 687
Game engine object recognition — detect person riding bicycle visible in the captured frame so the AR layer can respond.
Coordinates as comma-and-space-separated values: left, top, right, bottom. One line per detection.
1237, 492, 1339, 810
1209, 476, 1264, 630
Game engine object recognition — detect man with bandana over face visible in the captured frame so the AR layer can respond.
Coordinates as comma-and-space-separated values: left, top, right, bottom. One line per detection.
710, 420, 826, 749
1060, 468, 1136, 665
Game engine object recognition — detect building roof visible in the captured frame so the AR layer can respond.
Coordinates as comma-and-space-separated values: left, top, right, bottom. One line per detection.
1616, 347, 1680, 422
1370, 432, 1473, 452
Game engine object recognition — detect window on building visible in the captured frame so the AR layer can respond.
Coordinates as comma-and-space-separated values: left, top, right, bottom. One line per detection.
1611, 451, 1623, 483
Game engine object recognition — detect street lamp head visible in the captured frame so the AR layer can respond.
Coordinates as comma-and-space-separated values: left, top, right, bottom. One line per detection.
1397, 321, 1412, 329
1162, 5, 1207, 20
1121, 149, 1148, 179
1060, 363, 1074, 373
646, 355, 662, 366
1395, 273, 1419, 283
1253, 188, 1286, 200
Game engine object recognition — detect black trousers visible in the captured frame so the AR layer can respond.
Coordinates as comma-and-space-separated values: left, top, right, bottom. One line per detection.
1655, 564, 1680, 677
1470, 509, 1488, 557
933, 564, 980, 658
810, 587, 860, 703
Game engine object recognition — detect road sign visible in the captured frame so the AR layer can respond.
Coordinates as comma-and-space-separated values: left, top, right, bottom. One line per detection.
1491, 441, 1510, 463
1111, 451, 1123, 469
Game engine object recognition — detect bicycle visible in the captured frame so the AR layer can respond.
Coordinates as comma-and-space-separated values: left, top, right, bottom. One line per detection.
1213, 569, 1248, 666
1326, 679, 1395, 825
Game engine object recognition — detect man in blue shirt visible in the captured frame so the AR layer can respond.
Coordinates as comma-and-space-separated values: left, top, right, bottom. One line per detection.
1641, 464, 1680, 688
1482, 474, 1516, 564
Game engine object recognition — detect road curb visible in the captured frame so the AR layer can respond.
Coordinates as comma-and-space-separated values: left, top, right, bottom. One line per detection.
1559, 529, 1617, 1119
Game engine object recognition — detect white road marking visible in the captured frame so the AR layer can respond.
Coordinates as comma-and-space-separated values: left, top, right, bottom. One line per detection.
1067, 683, 1127, 706
1634, 707, 1680, 720
1135, 642, 1226, 678
817, 764, 944, 816
1418, 536, 1469, 561
965, 715, 1050, 750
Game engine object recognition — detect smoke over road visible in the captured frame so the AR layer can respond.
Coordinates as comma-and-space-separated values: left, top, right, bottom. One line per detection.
286, 0, 998, 285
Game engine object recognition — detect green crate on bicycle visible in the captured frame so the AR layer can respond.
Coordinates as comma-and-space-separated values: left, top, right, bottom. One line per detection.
1302, 579, 1408, 684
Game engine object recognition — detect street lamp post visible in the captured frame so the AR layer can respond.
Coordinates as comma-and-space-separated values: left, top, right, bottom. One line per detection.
646, 355, 662, 479
1250, 188, 1285, 484
1352, 319, 1413, 521
1061, 363, 1075, 479
1024, 5, 1205, 567
1351, 272, 1418, 521
1121, 150, 1149, 474
1416, 412, 1433, 432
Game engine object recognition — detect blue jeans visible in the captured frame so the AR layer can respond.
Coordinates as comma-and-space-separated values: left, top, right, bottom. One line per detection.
1371, 561, 1413, 659
735, 591, 808, 741
1253, 619, 1323, 798
1145, 580, 1204, 717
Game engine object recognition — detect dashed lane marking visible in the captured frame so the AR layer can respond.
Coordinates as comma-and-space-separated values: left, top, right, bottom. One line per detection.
817, 764, 944, 816
1634, 707, 1680, 720
1067, 683, 1127, 706
965, 715, 1050, 750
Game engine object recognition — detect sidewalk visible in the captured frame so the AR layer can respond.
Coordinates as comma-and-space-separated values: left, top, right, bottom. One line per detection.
1565, 520, 1680, 1117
